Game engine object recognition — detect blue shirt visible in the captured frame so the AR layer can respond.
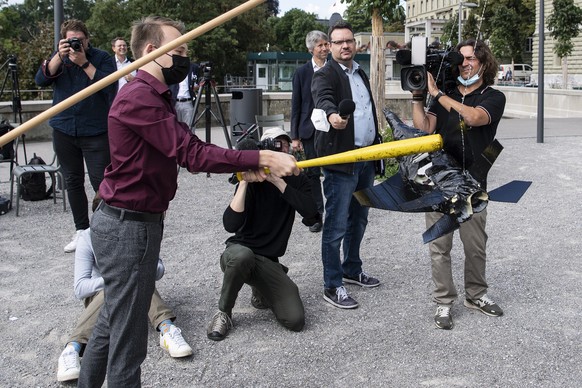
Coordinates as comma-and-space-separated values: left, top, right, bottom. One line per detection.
35, 46, 116, 137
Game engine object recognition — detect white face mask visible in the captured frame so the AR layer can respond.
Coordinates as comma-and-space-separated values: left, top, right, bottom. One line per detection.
457, 65, 482, 86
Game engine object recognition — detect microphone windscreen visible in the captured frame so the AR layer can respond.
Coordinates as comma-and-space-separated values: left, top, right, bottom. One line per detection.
395, 49, 412, 66
236, 138, 259, 151
447, 51, 465, 66
338, 99, 355, 118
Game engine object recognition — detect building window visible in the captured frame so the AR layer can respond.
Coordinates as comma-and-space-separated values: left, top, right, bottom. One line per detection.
525, 37, 533, 53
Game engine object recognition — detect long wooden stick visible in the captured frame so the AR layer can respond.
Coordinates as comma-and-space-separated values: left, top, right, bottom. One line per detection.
0, 0, 266, 147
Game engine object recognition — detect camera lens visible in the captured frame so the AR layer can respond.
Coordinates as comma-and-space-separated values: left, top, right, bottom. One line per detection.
400, 65, 427, 91
408, 69, 425, 88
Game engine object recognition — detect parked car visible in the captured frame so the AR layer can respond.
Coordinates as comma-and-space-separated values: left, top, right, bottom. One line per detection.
498, 64, 533, 81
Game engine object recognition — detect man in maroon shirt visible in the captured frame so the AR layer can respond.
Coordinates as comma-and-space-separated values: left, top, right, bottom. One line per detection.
77, 16, 299, 387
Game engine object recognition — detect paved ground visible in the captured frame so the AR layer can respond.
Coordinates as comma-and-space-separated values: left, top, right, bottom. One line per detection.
1, 117, 581, 387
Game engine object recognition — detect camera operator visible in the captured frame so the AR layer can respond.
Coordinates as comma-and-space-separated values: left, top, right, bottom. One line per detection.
410, 39, 506, 330
35, 19, 116, 254
207, 127, 319, 341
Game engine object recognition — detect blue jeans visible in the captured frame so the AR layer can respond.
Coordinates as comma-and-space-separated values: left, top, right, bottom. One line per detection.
321, 161, 375, 289
52, 129, 110, 230
77, 210, 163, 388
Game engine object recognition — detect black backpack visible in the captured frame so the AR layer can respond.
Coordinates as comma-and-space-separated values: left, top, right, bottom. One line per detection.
21, 153, 50, 201
0, 120, 15, 161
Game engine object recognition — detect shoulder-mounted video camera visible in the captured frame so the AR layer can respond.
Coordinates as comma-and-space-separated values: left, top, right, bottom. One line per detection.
66, 37, 83, 52
396, 36, 463, 93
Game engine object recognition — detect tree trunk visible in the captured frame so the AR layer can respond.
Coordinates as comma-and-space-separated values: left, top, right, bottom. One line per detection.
562, 56, 568, 89
370, 8, 386, 133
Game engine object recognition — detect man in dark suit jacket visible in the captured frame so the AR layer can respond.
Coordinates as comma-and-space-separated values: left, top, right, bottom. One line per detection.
290, 30, 329, 233
311, 21, 382, 309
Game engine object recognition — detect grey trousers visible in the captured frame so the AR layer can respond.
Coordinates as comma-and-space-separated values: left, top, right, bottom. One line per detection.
426, 209, 488, 306
68, 288, 176, 348
77, 210, 163, 388
219, 243, 305, 332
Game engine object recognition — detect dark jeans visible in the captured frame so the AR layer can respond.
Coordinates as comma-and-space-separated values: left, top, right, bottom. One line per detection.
302, 136, 324, 215
52, 129, 110, 230
77, 210, 163, 388
321, 161, 375, 289
219, 243, 305, 331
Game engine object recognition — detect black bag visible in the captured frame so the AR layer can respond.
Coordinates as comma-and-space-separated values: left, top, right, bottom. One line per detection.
21, 153, 50, 201
0, 120, 15, 161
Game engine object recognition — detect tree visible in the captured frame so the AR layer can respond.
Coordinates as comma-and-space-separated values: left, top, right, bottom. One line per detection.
468, 0, 534, 64
268, 8, 323, 51
547, 0, 582, 88
340, 0, 402, 130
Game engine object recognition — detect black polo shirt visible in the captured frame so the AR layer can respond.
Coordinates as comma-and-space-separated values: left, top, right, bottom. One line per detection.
428, 83, 506, 174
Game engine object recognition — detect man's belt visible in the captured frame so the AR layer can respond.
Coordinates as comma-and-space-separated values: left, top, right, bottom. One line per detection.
176, 97, 192, 102
98, 201, 164, 223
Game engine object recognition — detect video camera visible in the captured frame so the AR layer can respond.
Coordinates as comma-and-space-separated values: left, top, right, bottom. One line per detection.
66, 37, 83, 52
199, 61, 213, 79
397, 36, 463, 92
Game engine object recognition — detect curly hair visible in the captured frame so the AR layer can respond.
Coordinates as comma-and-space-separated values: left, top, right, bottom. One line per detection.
452, 39, 499, 86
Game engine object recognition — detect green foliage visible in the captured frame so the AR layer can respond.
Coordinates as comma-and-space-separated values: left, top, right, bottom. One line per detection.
376, 125, 398, 180
547, 0, 582, 58
472, 0, 535, 63
269, 8, 323, 51
341, 0, 402, 22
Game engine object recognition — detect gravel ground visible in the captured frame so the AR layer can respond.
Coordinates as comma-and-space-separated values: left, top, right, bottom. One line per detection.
0, 118, 581, 387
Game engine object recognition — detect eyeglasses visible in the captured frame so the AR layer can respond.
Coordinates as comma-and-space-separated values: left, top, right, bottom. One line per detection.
331, 39, 355, 46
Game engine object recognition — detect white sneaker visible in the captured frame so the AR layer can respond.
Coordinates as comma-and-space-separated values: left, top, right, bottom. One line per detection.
159, 325, 193, 358
64, 230, 84, 253
57, 345, 80, 382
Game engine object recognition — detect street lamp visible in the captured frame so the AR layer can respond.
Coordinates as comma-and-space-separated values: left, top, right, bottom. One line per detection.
458, 1, 478, 44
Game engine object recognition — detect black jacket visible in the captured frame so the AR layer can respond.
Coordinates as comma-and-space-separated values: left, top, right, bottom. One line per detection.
311, 59, 381, 174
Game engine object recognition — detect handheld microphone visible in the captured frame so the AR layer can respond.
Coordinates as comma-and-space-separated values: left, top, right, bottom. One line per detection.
338, 99, 355, 119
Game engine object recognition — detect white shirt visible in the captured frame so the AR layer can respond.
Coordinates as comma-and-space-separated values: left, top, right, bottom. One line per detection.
115, 55, 137, 91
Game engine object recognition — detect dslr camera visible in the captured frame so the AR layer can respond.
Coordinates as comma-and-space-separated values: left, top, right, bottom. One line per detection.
66, 37, 83, 52
397, 36, 463, 92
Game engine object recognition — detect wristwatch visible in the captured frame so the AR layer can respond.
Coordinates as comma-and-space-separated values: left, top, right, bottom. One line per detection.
433, 90, 445, 102
81, 61, 90, 69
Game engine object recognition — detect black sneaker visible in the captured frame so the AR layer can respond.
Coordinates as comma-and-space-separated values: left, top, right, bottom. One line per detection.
434, 305, 454, 330
323, 286, 359, 309
343, 272, 381, 288
207, 311, 233, 341
464, 294, 504, 317
309, 222, 322, 233
250, 287, 270, 310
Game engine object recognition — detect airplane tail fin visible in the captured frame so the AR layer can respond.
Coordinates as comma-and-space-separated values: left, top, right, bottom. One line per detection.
488, 180, 532, 203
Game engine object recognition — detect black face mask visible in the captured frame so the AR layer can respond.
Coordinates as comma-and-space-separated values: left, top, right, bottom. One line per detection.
155, 53, 190, 85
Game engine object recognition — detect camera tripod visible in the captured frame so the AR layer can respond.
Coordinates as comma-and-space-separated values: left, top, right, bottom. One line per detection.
192, 69, 233, 151
0, 55, 27, 164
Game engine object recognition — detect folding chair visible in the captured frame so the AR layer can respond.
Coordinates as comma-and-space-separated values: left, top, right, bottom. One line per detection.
9, 143, 67, 217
